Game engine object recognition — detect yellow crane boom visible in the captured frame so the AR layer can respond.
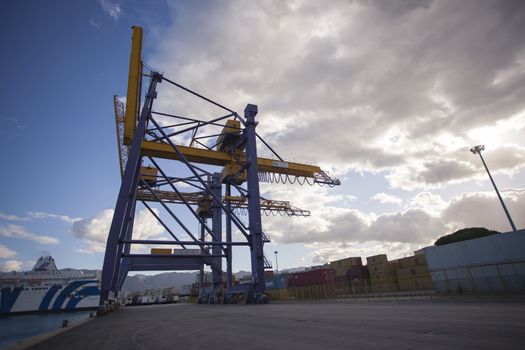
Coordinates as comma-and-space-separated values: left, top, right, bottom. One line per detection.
123, 26, 340, 186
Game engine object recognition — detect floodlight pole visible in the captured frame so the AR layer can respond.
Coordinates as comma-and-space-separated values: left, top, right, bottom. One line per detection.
274, 250, 279, 273
470, 145, 517, 232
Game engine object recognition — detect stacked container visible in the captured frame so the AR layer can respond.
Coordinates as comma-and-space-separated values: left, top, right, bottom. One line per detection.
287, 268, 335, 299
395, 254, 434, 291
330, 257, 371, 296
265, 274, 288, 290
367, 254, 399, 293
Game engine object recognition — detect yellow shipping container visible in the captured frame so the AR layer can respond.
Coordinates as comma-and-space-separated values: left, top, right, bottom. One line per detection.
366, 254, 388, 265
398, 276, 434, 291
371, 281, 399, 293
266, 288, 289, 301
397, 255, 428, 269
396, 265, 431, 279
368, 263, 395, 274
150, 248, 172, 255
330, 257, 362, 271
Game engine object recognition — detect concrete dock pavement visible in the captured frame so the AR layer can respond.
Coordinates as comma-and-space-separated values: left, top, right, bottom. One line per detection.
26, 301, 525, 350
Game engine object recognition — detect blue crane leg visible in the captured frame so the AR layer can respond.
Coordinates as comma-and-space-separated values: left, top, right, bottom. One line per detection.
212, 173, 223, 293
244, 104, 265, 293
225, 184, 233, 288
99, 73, 162, 309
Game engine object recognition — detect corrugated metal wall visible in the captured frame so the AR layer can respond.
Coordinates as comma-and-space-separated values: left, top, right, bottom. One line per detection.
423, 229, 525, 295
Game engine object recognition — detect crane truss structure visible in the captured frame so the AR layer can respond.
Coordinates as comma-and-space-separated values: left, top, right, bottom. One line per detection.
114, 97, 311, 218
100, 27, 340, 309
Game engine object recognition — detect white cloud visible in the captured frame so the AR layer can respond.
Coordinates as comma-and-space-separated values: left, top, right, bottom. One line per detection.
371, 192, 403, 205
0, 244, 17, 258
0, 260, 23, 272
89, 18, 101, 30
308, 241, 429, 264
259, 183, 525, 262
72, 208, 166, 254
100, 0, 122, 20
406, 191, 448, 217
27, 211, 82, 225
148, 0, 525, 190
264, 190, 444, 246
0, 212, 29, 222
442, 189, 525, 233
0, 224, 60, 245
83, 0, 525, 265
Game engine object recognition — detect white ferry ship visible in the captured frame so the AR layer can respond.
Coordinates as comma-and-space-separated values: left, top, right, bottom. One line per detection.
0, 256, 100, 314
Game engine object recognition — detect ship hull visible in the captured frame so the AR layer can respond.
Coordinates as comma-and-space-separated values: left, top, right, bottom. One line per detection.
1, 280, 100, 315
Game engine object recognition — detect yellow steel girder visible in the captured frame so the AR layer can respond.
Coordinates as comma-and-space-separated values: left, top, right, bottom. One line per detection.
140, 141, 321, 177
138, 190, 296, 211
124, 26, 142, 146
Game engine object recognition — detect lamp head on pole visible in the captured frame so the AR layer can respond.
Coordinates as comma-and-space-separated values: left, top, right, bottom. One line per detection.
470, 145, 485, 155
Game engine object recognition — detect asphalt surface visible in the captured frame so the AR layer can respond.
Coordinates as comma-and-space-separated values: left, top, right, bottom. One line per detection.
27, 301, 525, 350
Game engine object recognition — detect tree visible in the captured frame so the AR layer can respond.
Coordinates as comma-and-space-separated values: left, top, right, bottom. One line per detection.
434, 227, 500, 246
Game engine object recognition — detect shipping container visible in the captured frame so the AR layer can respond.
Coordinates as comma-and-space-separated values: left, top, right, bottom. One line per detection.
288, 284, 335, 300
397, 255, 428, 269
265, 275, 288, 290
366, 254, 388, 265
398, 276, 434, 291
334, 275, 349, 284
173, 249, 202, 255
368, 262, 395, 274
396, 265, 431, 279
265, 288, 289, 301
330, 257, 363, 272
371, 283, 398, 293
150, 248, 172, 255
347, 266, 370, 280
334, 279, 371, 296
288, 268, 335, 287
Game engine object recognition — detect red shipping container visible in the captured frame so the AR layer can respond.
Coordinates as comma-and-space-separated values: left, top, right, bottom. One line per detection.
288, 268, 335, 287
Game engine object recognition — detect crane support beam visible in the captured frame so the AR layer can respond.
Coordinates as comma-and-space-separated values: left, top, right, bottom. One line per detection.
140, 140, 321, 177
124, 26, 142, 145
124, 256, 206, 271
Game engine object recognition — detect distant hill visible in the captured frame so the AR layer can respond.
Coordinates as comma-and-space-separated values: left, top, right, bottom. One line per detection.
42, 267, 308, 294
121, 271, 198, 293
120, 267, 308, 293
434, 227, 500, 246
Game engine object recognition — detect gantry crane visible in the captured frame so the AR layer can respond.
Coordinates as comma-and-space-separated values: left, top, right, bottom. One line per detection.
100, 26, 340, 309
114, 96, 311, 217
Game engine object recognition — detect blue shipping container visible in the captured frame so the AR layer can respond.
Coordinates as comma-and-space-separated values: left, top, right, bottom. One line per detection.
265, 276, 288, 290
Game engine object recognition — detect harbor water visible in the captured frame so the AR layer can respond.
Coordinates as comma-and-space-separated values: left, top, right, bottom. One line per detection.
0, 311, 92, 348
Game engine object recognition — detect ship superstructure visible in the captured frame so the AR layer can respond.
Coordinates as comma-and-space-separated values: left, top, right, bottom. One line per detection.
0, 256, 100, 314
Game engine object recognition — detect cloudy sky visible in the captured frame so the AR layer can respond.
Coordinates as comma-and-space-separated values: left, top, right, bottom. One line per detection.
1, 0, 524, 273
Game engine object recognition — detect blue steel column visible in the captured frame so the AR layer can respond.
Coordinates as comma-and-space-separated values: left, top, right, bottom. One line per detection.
244, 104, 265, 293
199, 220, 205, 297
225, 184, 233, 288
211, 173, 223, 293
115, 199, 136, 291
100, 73, 161, 307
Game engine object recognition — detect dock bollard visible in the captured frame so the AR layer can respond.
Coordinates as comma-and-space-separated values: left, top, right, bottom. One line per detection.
62, 320, 69, 328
